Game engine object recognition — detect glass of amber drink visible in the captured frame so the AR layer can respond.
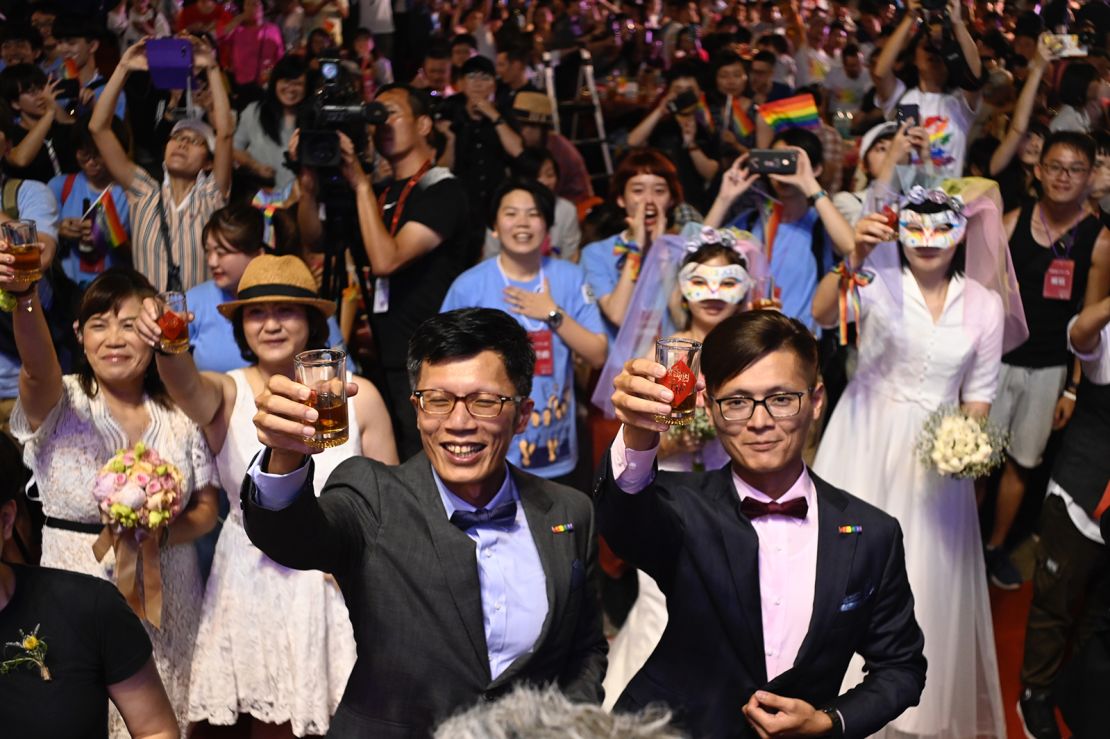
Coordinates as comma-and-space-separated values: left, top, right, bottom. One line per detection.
156, 291, 191, 354
295, 349, 349, 450
654, 338, 702, 426
3, 220, 43, 283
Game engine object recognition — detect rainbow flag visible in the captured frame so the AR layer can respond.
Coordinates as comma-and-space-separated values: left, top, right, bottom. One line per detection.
695, 92, 715, 134
63, 58, 80, 80
757, 93, 820, 134
730, 97, 754, 137
93, 191, 128, 249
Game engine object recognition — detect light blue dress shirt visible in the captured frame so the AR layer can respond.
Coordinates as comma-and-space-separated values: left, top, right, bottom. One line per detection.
248, 456, 549, 680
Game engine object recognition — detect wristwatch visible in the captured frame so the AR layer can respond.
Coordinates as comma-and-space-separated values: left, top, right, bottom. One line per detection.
807, 189, 829, 207
545, 308, 564, 329
820, 707, 844, 737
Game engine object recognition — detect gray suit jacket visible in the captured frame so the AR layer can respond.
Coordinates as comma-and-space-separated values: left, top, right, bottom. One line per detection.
241, 451, 607, 737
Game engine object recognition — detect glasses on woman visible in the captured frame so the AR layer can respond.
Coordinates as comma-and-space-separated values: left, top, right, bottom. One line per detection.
412, 389, 525, 418
711, 390, 810, 421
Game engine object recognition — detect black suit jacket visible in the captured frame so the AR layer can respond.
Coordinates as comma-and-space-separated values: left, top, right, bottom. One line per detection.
242, 452, 607, 737
596, 458, 926, 739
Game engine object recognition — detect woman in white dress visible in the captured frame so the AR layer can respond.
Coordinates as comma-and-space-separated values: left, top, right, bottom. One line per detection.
602, 225, 764, 707
7, 269, 219, 739
138, 254, 398, 738
811, 182, 1024, 738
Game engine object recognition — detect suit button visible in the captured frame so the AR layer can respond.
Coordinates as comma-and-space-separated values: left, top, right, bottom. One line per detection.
482, 692, 495, 702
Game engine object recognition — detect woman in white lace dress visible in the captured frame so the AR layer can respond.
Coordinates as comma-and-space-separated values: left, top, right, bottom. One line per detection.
138, 254, 398, 738
7, 269, 220, 739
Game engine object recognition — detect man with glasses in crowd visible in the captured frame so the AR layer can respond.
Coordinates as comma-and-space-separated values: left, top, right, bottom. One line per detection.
241, 308, 606, 737
984, 131, 1109, 589
597, 310, 926, 738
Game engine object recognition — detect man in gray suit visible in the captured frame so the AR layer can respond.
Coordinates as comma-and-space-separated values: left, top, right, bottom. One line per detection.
242, 308, 607, 737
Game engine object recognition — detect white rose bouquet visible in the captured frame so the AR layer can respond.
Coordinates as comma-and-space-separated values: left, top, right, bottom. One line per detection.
916, 406, 1008, 480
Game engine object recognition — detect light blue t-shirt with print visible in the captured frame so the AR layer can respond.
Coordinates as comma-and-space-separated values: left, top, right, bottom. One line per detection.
440, 256, 605, 479
580, 234, 628, 343
48, 173, 131, 289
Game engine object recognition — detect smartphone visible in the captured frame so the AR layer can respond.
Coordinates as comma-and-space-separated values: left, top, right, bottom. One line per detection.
748, 149, 797, 175
1042, 33, 1088, 58
146, 38, 194, 90
896, 103, 920, 126
668, 89, 700, 114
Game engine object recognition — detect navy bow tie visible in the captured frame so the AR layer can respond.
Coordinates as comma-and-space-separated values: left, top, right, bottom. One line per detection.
740, 496, 809, 520
450, 502, 518, 531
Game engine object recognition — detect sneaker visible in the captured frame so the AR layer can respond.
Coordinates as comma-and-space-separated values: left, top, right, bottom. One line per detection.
985, 546, 1022, 590
1017, 688, 1060, 739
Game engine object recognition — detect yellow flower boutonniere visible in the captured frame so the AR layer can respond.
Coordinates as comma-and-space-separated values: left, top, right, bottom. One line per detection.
1, 624, 51, 681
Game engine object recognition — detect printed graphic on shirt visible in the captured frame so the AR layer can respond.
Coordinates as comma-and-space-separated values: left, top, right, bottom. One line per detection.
923, 114, 955, 170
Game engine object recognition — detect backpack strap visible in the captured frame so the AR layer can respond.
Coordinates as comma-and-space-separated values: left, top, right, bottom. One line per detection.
60, 173, 78, 208
2, 178, 23, 220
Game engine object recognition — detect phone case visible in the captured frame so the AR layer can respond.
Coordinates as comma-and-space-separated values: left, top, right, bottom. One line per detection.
146, 39, 194, 90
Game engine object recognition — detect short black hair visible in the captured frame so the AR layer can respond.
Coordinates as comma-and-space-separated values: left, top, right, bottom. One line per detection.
51, 15, 100, 43
73, 112, 130, 155
0, 63, 47, 104
842, 43, 861, 58
407, 308, 535, 398
1094, 130, 1110, 158
511, 146, 560, 182
450, 33, 478, 50
771, 127, 824, 168
232, 305, 330, 364
1040, 130, 1096, 167
460, 54, 496, 77
425, 40, 451, 61
664, 60, 699, 83
702, 311, 819, 394
0, 24, 43, 50
760, 34, 789, 55
488, 176, 556, 230
376, 83, 434, 121
752, 50, 777, 67
1058, 62, 1097, 109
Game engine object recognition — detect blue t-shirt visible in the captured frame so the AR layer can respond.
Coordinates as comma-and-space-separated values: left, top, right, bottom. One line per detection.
440, 257, 605, 478
186, 280, 352, 374
579, 234, 626, 342
729, 208, 833, 326
48, 174, 131, 288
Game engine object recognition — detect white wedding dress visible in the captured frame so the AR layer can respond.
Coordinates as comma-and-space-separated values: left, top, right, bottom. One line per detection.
187, 369, 360, 736
813, 272, 1007, 738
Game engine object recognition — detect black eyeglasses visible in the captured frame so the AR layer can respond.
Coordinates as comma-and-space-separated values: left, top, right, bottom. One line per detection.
711, 390, 810, 421
412, 389, 524, 418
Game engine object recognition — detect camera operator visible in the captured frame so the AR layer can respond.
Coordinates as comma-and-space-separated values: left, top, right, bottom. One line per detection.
292, 84, 470, 460
873, 0, 982, 178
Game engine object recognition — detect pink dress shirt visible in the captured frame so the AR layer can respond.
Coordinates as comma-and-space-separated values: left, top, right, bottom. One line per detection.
611, 432, 819, 681
222, 23, 285, 86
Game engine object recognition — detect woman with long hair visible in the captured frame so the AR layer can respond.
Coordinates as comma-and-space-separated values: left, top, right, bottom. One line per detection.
137, 254, 397, 738
233, 54, 309, 190
5, 266, 219, 738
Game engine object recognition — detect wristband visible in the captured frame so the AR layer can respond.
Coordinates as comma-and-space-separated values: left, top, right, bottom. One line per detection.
492, 116, 505, 127
1062, 389, 1077, 402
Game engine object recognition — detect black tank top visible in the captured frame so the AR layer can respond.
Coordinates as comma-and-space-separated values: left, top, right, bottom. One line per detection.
1003, 203, 1100, 368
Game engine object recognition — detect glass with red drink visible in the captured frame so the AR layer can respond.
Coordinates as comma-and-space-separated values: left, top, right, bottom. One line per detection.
295, 349, 349, 450
156, 291, 191, 354
654, 338, 702, 426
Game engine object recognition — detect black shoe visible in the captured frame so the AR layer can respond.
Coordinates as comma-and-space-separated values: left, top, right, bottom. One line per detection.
1017, 688, 1060, 739
986, 546, 1022, 590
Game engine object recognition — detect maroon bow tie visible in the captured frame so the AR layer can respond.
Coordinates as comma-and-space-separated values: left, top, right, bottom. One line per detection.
740, 496, 809, 520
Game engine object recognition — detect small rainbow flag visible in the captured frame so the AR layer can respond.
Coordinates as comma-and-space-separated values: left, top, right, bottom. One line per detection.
62, 58, 80, 80
550, 523, 575, 534
94, 191, 128, 249
695, 92, 715, 134
757, 93, 820, 134
730, 97, 754, 138
838, 525, 863, 534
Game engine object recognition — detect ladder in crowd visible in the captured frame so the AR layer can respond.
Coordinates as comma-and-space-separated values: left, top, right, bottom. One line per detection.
540, 48, 614, 186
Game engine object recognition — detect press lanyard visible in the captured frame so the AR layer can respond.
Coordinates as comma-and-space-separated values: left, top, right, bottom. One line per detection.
378, 159, 432, 236
495, 255, 547, 331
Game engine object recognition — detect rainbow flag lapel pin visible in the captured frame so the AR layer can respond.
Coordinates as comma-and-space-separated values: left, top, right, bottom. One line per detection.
838, 525, 863, 535
551, 523, 575, 534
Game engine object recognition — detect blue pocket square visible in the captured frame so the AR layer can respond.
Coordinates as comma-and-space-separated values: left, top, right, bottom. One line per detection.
569, 559, 585, 591
839, 586, 876, 612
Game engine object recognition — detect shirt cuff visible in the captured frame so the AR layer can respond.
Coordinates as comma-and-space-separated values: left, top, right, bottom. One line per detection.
247, 450, 310, 511
1067, 315, 1106, 362
610, 427, 660, 493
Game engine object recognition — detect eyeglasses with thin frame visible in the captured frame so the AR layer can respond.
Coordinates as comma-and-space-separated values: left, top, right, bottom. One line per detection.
170, 131, 207, 148
412, 389, 525, 418
1041, 161, 1091, 179
710, 389, 811, 422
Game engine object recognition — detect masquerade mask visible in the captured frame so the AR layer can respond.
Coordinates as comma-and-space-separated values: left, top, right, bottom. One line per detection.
898, 209, 967, 250
679, 263, 752, 304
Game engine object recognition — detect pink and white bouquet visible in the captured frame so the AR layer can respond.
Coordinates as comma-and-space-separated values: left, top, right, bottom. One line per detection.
93, 442, 184, 532
916, 407, 1008, 480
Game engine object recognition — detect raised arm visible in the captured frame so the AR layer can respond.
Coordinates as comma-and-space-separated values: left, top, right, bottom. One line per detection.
5, 82, 61, 168
812, 213, 891, 327
90, 40, 147, 190
949, 0, 981, 108
704, 154, 758, 228
628, 85, 679, 148
990, 38, 1051, 176
2, 276, 62, 431
874, 3, 918, 105
193, 36, 234, 197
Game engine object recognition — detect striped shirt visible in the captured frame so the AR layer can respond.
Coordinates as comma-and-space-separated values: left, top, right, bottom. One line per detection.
126, 167, 226, 291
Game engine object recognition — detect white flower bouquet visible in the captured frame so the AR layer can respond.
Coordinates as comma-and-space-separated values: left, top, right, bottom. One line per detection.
916, 406, 1008, 480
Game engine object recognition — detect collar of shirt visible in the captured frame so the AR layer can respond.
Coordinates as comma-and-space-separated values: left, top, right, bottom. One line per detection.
731, 465, 817, 525
431, 464, 519, 520
161, 170, 210, 215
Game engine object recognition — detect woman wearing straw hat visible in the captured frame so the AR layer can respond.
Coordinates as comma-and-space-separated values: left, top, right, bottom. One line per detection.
137, 254, 398, 738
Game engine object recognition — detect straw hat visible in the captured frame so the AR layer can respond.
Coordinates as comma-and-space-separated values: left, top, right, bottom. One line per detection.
217, 255, 335, 319
512, 91, 554, 126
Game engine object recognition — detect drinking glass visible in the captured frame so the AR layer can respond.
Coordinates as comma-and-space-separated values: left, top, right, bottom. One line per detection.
295, 349, 349, 450
3, 220, 43, 283
654, 338, 702, 426
156, 291, 190, 355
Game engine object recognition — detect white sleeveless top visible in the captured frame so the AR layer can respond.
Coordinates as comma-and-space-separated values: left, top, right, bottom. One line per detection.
216, 369, 362, 518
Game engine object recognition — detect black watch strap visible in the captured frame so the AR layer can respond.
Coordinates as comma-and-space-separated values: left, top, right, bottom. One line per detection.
821, 707, 844, 737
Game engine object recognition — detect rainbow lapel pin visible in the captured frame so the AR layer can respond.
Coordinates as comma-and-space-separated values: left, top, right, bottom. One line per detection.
551, 523, 575, 534
838, 525, 863, 535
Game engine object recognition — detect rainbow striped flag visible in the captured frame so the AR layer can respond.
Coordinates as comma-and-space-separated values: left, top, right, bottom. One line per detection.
92, 191, 128, 250
62, 58, 80, 80
730, 97, 754, 137
757, 93, 820, 134
695, 92, 715, 134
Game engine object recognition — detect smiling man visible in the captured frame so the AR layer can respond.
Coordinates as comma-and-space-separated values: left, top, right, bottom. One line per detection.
242, 307, 606, 737
598, 310, 926, 738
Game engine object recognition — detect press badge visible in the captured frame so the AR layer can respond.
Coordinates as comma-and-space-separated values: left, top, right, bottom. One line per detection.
530, 330, 554, 376
1043, 258, 1075, 301
373, 277, 390, 313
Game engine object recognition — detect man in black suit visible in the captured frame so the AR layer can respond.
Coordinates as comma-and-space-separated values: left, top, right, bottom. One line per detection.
598, 311, 926, 738
242, 308, 606, 737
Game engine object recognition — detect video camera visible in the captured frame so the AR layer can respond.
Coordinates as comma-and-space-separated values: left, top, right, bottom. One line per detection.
298, 58, 389, 168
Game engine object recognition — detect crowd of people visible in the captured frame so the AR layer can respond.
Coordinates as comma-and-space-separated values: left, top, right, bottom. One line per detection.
0, 0, 1109, 737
